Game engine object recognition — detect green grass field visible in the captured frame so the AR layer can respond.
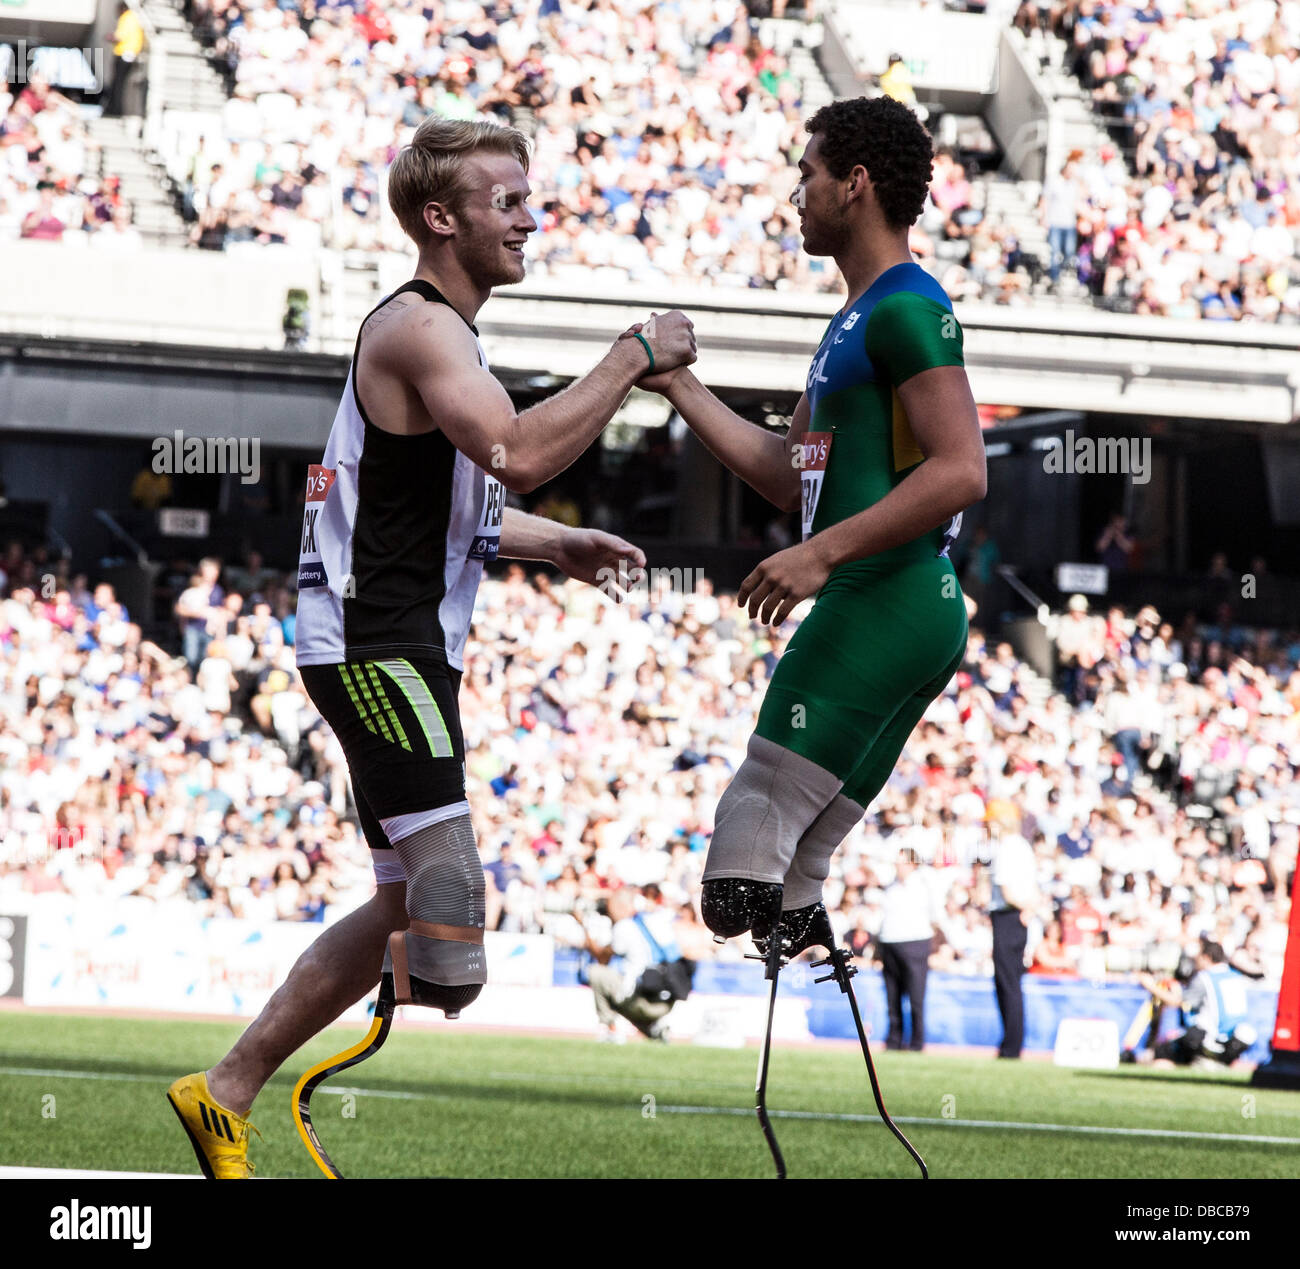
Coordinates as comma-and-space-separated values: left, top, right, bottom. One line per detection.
2, 1011, 1298, 1179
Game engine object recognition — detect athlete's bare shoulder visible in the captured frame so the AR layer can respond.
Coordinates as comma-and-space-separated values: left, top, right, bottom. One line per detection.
365, 293, 479, 380
355, 289, 515, 460
352, 291, 489, 438
359, 291, 418, 341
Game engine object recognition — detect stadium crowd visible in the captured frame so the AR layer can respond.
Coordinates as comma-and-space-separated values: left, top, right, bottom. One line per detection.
1, 536, 1296, 989
0, 71, 142, 247
170, 0, 835, 288
1014, 0, 1300, 319
8, 0, 1298, 317
163, 0, 1297, 318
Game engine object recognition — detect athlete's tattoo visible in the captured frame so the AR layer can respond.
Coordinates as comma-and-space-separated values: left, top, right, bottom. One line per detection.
365, 299, 409, 334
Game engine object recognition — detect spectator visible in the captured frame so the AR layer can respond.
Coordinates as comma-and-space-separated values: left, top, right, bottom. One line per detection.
876, 847, 940, 1051
878, 54, 917, 108
130, 454, 172, 510
1040, 156, 1084, 287
20, 185, 66, 241
105, 1, 147, 119
173, 557, 224, 669
1042, 593, 1106, 702
1096, 512, 1135, 573
1029, 918, 1077, 974
959, 525, 1001, 622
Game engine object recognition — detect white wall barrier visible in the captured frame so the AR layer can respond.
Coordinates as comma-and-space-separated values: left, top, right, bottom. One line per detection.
20, 897, 339, 1018
7, 900, 812, 1045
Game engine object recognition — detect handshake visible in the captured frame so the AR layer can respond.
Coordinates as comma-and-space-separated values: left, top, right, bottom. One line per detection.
615, 310, 697, 395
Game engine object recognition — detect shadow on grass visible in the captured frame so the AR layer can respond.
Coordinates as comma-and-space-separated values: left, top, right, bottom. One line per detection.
1072, 1068, 1252, 1089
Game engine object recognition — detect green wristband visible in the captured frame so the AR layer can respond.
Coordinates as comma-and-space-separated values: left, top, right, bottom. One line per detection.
633, 331, 655, 373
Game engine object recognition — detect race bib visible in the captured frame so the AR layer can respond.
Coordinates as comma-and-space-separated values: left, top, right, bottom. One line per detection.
298, 464, 336, 589
468, 474, 504, 561
799, 432, 832, 541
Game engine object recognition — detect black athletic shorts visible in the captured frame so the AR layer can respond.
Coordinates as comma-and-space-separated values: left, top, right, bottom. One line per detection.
299, 656, 465, 852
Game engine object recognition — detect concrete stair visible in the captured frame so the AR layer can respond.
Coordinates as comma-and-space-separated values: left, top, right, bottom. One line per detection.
980, 173, 1096, 302
1023, 24, 1124, 161
141, 0, 231, 114
85, 114, 189, 248
981, 174, 1052, 279
761, 17, 835, 111
83, 0, 235, 248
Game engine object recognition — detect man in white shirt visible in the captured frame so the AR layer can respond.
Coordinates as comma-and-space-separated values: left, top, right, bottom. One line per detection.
1039, 157, 1082, 287
877, 848, 940, 1051
988, 818, 1039, 1058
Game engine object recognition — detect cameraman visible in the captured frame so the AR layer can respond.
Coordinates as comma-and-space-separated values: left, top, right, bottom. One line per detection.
576, 888, 683, 1043
1135, 938, 1257, 1068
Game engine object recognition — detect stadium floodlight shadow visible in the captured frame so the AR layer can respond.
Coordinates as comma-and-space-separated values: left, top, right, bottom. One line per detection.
292, 976, 397, 1179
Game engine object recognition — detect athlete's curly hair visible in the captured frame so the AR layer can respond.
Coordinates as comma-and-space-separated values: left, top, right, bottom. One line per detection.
804, 96, 934, 230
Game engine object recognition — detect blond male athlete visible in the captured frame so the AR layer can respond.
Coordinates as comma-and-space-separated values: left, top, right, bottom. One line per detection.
167, 116, 695, 1178
636, 96, 987, 955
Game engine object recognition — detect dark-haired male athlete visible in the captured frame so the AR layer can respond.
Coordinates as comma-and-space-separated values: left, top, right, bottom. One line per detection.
638, 95, 987, 955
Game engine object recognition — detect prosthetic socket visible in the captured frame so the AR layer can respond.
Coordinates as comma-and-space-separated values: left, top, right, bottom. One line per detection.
384, 811, 487, 1017
701, 734, 863, 941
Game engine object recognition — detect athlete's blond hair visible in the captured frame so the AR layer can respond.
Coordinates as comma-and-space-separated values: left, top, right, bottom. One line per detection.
388, 117, 531, 249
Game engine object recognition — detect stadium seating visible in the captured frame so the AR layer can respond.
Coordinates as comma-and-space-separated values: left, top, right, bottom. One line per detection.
2, 545, 1295, 992
7, 0, 1297, 323
1014, 0, 1300, 319
0, 72, 144, 248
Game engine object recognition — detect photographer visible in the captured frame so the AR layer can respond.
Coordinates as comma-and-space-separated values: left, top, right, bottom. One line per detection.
1132, 938, 1257, 1068
575, 888, 692, 1043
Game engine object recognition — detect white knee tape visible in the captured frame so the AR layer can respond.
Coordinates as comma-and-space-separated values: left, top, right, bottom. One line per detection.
390, 811, 486, 987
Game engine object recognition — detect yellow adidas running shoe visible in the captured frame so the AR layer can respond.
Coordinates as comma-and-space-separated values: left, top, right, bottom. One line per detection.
166, 1072, 261, 1180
